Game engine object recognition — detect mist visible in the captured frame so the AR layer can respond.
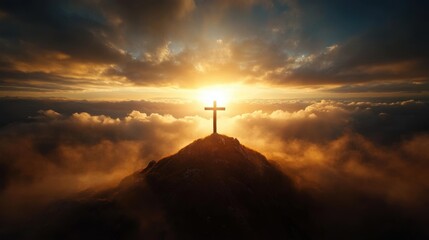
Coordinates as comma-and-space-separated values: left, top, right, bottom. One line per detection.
0, 98, 428, 236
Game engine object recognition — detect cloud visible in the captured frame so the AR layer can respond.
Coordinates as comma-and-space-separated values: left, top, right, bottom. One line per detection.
278, 1, 429, 89
1, 1, 427, 93
0, 98, 428, 239
1, 98, 428, 220
225, 99, 429, 236
109, 0, 196, 41
0, 0, 125, 63
229, 99, 429, 144
328, 81, 429, 93
0, 109, 208, 218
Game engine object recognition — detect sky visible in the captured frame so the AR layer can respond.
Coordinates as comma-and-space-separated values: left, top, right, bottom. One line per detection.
0, 0, 428, 99
0, 1, 429, 236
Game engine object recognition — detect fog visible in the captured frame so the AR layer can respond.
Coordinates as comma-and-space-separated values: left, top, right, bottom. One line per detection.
0, 98, 428, 232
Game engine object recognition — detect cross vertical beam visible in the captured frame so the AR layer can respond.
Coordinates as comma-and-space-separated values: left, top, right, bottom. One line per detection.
204, 100, 225, 134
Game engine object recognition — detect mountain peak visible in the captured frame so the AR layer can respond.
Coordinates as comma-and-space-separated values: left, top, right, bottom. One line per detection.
144, 134, 272, 179
134, 134, 310, 239
178, 133, 242, 154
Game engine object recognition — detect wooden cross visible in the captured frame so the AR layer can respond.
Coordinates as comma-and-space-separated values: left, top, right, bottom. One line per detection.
204, 100, 225, 134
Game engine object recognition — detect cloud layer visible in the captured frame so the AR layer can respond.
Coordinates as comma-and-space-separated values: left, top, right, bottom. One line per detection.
1, 98, 428, 225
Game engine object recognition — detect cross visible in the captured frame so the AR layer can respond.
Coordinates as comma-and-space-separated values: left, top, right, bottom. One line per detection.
204, 100, 225, 134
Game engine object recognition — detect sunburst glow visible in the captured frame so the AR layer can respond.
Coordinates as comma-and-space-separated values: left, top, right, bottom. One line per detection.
198, 86, 231, 106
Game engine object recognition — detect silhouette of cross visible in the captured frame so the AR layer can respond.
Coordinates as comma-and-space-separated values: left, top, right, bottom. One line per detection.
204, 100, 225, 134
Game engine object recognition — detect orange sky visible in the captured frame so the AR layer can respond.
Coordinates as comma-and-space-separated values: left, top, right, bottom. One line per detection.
0, 1, 428, 100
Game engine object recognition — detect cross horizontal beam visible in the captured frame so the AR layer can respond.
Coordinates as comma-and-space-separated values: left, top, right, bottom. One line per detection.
204, 107, 226, 110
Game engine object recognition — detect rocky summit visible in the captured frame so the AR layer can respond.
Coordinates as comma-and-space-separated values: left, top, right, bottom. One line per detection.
137, 134, 310, 239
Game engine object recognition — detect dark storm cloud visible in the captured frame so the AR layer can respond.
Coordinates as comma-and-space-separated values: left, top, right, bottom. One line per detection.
0, 0, 131, 91
281, 0, 429, 88
0, 0, 125, 63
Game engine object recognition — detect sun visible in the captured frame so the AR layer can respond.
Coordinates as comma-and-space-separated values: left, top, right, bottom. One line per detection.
198, 87, 230, 106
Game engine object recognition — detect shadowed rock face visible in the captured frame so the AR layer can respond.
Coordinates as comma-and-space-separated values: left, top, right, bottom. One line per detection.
3, 134, 312, 239
139, 134, 311, 239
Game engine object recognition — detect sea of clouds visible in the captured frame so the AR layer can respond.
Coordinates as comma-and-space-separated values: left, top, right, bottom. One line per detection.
0, 98, 428, 235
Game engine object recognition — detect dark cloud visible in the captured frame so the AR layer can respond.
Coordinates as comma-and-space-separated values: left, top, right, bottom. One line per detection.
329, 81, 429, 94
0, 70, 93, 91
280, 1, 429, 88
110, 0, 195, 42
0, 0, 125, 63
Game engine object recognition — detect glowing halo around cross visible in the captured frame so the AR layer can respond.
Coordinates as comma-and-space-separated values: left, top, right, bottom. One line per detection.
198, 87, 230, 106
